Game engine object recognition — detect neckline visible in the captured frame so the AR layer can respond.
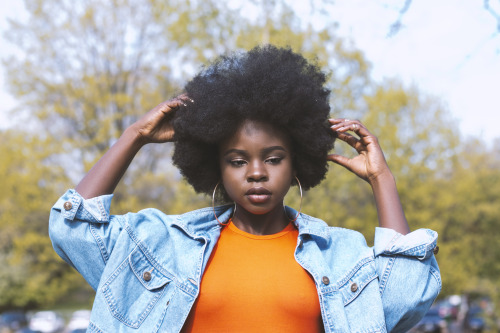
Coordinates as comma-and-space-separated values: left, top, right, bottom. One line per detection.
227, 219, 296, 240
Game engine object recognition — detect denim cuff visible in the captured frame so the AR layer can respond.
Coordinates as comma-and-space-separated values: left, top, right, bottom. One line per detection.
374, 227, 438, 260
55, 189, 113, 223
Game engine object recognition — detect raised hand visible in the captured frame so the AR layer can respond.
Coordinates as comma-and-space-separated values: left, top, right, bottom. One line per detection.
327, 118, 392, 185
132, 94, 194, 144
327, 118, 410, 234
75, 95, 193, 198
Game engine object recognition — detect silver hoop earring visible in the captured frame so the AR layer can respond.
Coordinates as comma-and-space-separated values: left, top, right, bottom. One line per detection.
212, 182, 230, 226
286, 176, 303, 223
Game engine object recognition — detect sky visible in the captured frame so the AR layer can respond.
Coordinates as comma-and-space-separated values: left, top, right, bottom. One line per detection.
1, 0, 499, 142
323, 0, 500, 143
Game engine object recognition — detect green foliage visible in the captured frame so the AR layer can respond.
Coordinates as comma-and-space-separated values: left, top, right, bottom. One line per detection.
2, 0, 500, 315
0, 130, 83, 311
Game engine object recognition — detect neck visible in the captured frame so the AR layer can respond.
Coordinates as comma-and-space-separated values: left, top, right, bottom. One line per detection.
231, 203, 289, 235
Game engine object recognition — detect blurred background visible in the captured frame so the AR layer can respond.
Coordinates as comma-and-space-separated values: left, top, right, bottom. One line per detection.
0, 0, 499, 332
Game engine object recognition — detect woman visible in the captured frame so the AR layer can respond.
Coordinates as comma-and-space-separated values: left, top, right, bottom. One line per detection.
49, 45, 440, 332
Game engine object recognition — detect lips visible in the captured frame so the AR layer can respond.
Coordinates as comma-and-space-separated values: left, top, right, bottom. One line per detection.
245, 187, 272, 204
245, 187, 271, 195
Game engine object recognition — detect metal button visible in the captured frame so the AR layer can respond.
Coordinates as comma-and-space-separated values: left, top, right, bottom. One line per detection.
433, 246, 439, 255
322, 276, 330, 285
350, 283, 358, 292
143, 271, 152, 282
63, 201, 73, 211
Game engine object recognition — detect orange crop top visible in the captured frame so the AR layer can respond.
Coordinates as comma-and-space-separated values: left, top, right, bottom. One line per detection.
181, 220, 323, 332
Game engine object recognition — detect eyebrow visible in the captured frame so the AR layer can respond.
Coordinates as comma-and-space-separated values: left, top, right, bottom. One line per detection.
222, 146, 288, 157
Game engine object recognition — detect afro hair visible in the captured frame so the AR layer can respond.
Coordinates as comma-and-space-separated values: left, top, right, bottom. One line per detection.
172, 44, 335, 197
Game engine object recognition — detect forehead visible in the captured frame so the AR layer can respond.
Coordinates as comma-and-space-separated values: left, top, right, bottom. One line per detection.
220, 120, 291, 150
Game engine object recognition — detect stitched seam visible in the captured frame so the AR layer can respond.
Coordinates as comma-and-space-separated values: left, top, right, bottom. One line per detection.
153, 288, 176, 333
378, 257, 395, 295
336, 257, 374, 288
129, 249, 171, 290
429, 265, 442, 291
101, 255, 166, 328
125, 224, 176, 281
97, 197, 108, 222
87, 321, 105, 333
343, 273, 378, 306
385, 233, 401, 252
89, 223, 109, 264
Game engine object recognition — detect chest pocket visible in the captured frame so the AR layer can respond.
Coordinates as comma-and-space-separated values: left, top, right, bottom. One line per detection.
338, 259, 386, 332
101, 246, 173, 329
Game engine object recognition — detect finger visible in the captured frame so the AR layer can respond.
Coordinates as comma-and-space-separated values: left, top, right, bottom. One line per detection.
329, 118, 357, 131
328, 118, 348, 125
331, 119, 372, 139
151, 100, 183, 120
327, 154, 353, 170
335, 131, 360, 149
172, 97, 188, 108
177, 93, 195, 104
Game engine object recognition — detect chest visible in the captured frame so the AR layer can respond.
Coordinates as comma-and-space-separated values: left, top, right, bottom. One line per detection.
182, 226, 322, 332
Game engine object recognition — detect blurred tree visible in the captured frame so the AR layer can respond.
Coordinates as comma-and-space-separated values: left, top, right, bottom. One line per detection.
305, 79, 500, 312
0, 130, 89, 311
3, 0, 246, 210
3, 0, 368, 212
6, 0, 499, 314
2, 0, 369, 308
436, 138, 500, 299
303, 80, 460, 242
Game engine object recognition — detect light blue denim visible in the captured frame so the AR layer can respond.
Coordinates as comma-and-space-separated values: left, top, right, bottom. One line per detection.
49, 189, 441, 332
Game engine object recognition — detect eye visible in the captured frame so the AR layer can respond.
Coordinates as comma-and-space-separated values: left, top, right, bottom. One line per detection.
230, 159, 247, 167
265, 157, 283, 165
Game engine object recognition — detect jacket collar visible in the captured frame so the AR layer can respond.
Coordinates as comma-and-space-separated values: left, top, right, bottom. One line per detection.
172, 204, 234, 238
285, 206, 330, 242
173, 205, 330, 242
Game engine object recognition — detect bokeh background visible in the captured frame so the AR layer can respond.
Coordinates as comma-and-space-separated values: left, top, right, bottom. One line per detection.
1, 0, 499, 332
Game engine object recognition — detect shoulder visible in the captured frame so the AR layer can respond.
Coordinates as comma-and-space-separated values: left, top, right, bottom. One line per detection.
120, 207, 180, 234
296, 212, 373, 267
297, 212, 368, 246
125, 207, 179, 226
122, 205, 228, 242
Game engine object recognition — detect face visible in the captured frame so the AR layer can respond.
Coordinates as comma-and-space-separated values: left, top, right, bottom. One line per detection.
219, 120, 294, 217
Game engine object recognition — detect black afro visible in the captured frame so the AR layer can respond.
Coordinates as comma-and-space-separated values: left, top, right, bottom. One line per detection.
172, 44, 335, 196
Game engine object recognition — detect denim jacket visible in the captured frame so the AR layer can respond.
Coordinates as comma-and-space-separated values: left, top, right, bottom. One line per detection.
49, 189, 441, 333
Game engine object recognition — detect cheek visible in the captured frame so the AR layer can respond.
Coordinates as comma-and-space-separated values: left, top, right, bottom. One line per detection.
220, 169, 240, 197
281, 161, 295, 181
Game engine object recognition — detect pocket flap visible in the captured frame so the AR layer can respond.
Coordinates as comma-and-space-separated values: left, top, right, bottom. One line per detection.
129, 247, 172, 290
339, 260, 378, 306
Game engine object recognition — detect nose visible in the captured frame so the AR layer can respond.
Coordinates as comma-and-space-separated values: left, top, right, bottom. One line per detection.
246, 160, 268, 182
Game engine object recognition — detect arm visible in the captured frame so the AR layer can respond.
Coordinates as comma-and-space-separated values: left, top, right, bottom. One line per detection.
50, 95, 192, 288
327, 118, 410, 235
328, 119, 440, 329
76, 95, 192, 199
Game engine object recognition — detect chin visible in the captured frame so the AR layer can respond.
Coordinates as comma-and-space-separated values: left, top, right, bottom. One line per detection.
240, 203, 280, 216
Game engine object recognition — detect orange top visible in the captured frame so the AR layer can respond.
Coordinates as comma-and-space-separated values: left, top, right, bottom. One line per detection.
181, 220, 322, 332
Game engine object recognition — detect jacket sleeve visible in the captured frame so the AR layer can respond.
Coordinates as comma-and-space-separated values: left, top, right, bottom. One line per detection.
49, 189, 124, 291
373, 227, 441, 332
